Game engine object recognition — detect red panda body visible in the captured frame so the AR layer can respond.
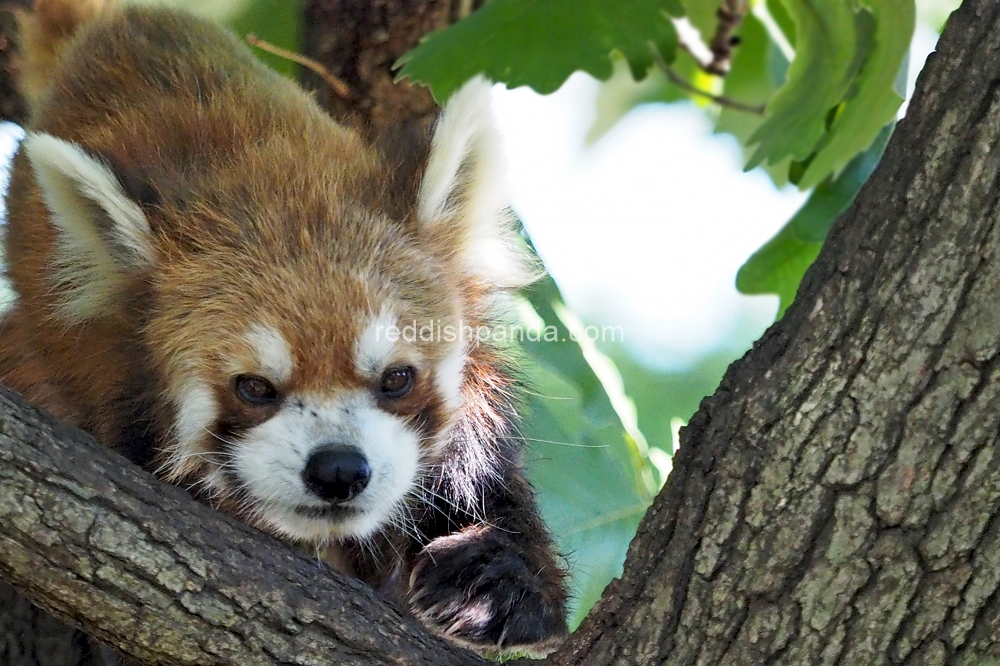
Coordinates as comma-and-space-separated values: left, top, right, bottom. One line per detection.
1, 0, 567, 654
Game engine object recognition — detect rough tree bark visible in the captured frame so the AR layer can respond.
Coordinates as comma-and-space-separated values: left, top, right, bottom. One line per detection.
2, 0, 999, 666
554, 1, 1000, 663
301, 0, 482, 134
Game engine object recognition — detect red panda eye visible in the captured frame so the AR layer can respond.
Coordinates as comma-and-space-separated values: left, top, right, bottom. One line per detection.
234, 374, 279, 406
379, 367, 414, 399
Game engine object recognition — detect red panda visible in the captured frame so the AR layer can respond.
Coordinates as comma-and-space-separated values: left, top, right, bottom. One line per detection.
0, 0, 568, 654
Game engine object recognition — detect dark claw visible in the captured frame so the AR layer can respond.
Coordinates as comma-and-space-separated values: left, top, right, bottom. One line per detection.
408, 526, 567, 656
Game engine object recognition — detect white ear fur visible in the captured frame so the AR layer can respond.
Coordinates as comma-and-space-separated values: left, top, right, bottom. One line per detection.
418, 77, 536, 289
24, 132, 153, 321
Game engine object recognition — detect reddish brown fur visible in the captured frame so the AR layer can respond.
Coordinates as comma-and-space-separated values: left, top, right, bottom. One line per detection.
5, 5, 465, 462
1, 0, 568, 653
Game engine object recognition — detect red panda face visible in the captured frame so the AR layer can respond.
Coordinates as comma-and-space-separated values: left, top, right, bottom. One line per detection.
16, 74, 532, 545
149, 244, 468, 542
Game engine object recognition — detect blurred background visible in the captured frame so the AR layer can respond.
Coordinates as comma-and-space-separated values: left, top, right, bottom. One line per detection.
496, 0, 949, 463
0, 0, 963, 627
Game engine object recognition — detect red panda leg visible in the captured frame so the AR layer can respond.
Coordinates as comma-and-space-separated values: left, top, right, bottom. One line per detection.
406, 463, 568, 657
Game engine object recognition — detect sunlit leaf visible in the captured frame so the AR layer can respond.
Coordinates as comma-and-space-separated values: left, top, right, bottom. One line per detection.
766, 0, 797, 46
916, 0, 961, 33
519, 276, 656, 627
746, 0, 857, 169
396, 0, 680, 102
737, 123, 893, 316
798, 0, 913, 188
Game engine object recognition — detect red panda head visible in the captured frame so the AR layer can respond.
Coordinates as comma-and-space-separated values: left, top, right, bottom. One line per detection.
17, 68, 534, 543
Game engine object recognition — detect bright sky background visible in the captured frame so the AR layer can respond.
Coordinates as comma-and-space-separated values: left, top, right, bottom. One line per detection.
493, 19, 942, 371
494, 79, 804, 369
0, 15, 947, 372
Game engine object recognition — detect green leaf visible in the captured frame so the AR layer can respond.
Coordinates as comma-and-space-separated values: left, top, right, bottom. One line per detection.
396, 0, 679, 102
746, 0, 857, 169
738, 122, 893, 315
766, 0, 797, 46
791, 123, 893, 241
228, 0, 303, 79
736, 224, 822, 317
522, 363, 649, 627
519, 276, 658, 627
798, 0, 914, 188
715, 14, 791, 186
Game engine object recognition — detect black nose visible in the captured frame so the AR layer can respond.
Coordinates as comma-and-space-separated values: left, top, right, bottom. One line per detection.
302, 448, 371, 503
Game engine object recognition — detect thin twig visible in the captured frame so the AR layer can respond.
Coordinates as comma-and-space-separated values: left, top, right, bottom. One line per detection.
706, 0, 750, 75
672, 0, 750, 76
246, 34, 353, 100
652, 49, 765, 115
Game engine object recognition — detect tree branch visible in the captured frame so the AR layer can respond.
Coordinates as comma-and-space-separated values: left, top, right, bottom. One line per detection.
705, 0, 748, 76
0, 385, 486, 666
246, 34, 353, 101
653, 49, 765, 114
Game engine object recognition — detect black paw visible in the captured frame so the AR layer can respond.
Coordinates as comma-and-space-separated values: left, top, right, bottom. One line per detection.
408, 526, 567, 656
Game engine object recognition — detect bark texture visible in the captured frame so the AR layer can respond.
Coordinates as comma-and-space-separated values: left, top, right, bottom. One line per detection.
301, 0, 480, 135
555, 2, 1000, 665
0, 385, 484, 666
0, 581, 102, 666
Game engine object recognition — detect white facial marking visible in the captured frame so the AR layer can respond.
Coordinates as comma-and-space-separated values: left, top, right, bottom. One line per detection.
436, 344, 466, 414
355, 308, 399, 379
23, 132, 153, 321
244, 323, 293, 384
232, 391, 421, 542
163, 378, 217, 481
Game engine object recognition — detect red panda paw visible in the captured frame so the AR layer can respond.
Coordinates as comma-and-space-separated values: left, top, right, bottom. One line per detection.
407, 525, 568, 657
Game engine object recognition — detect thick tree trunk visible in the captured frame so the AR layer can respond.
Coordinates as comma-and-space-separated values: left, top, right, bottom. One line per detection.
3, 0, 1000, 665
301, 0, 481, 134
554, 1, 1000, 664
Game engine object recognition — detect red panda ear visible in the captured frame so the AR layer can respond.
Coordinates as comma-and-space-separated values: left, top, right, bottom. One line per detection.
417, 77, 538, 290
22, 132, 154, 321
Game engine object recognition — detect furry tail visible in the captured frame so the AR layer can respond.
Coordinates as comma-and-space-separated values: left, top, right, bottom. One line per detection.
15, 0, 111, 111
